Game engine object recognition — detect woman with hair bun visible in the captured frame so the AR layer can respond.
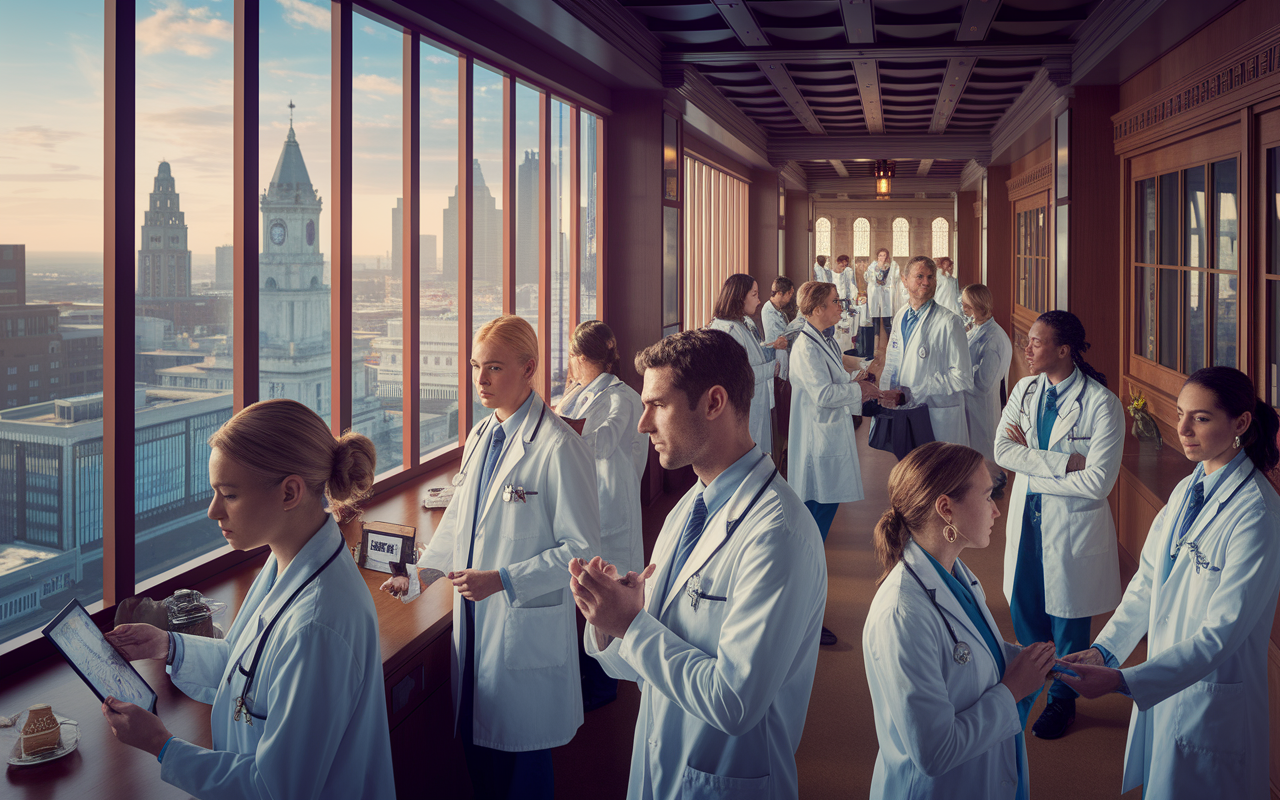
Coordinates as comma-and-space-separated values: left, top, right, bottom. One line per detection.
1060, 367, 1280, 799
101, 399, 395, 800
864, 441, 1055, 799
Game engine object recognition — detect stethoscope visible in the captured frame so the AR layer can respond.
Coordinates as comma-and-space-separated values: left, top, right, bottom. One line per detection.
230, 540, 346, 725
679, 456, 777, 611
1015, 374, 1091, 443
901, 561, 973, 666
450, 402, 548, 487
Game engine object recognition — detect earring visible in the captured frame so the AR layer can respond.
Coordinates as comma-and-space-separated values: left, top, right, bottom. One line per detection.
943, 523, 959, 544
1234, 435, 1242, 449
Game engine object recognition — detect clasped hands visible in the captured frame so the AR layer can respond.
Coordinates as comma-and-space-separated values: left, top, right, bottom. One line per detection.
1054, 647, 1126, 699
380, 569, 504, 602
570, 556, 657, 649
1003, 424, 1087, 473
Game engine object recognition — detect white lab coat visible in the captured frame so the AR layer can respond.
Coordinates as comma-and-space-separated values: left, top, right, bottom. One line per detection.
832, 266, 858, 304
934, 273, 963, 319
875, 302, 974, 446
813, 261, 832, 284
709, 317, 775, 455
1093, 465, 1280, 798
416, 395, 601, 751
761, 299, 791, 381
864, 541, 1027, 800
162, 518, 395, 800
569, 374, 648, 576
788, 321, 864, 504
586, 453, 827, 800
963, 319, 1014, 462
864, 261, 900, 318
995, 371, 1124, 618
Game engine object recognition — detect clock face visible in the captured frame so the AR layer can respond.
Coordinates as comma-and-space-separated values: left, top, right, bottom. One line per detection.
270, 222, 286, 246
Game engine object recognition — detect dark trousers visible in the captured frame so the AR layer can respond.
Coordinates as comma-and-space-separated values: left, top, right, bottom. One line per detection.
461, 599, 555, 799
804, 500, 840, 543
1010, 500, 1092, 702
872, 316, 892, 337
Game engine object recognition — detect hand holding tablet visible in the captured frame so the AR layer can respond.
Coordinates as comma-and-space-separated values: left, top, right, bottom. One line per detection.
42, 599, 158, 714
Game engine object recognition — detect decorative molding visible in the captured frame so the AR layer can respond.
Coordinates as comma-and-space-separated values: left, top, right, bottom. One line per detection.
1111, 25, 1280, 150
662, 64, 689, 90
1070, 0, 1169, 86
551, 0, 663, 80
675, 68, 770, 160
664, 43, 1074, 66
1044, 55, 1072, 88
1005, 159, 1052, 200
779, 160, 808, 191
769, 133, 990, 162
959, 158, 986, 192
990, 69, 1073, 161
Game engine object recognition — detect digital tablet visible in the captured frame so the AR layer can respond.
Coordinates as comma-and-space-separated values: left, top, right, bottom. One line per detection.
42, 599, 158, 713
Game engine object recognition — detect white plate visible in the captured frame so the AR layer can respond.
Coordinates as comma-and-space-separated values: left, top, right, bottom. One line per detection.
5, 713, 81, 767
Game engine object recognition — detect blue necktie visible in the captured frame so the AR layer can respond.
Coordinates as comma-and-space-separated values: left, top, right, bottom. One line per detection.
665, 494, 708, 600
1038, 385, 1058, 451
1176, 481, 1206, 543
901, 307, 920, 346
468, 424, 507, 569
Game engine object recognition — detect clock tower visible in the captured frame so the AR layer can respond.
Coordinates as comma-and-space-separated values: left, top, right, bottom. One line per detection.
137, 161, 191, 298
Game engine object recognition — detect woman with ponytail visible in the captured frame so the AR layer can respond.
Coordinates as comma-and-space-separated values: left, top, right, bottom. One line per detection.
101, 399, 395, 799
994, 309, 1126, 740
1060, 367, 1280, 799
864, 441, 1056, 800
558, 319, 647, 710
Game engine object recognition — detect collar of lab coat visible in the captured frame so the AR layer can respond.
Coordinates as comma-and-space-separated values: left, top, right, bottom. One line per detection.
651, 451, 775, 618
900, 539, 1000, 668
1018, 368, 1084, 451
230, 516, 345, 674
572, 373, 622, 417
476, 393, 549, 530
801, 320, 843, 370
1165, 460, 1257, 572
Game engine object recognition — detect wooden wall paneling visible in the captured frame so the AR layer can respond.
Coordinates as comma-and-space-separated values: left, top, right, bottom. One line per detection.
986, 164, 1013, 334
784, 189, 811, 287
402, 34, 421, 471
957, 190, 979, 286
604, 90, 665, 388
1116, 472, 1160, 575
331, 0, 353, 437
748, 168, 779, 303
1129, 122, 1240, 178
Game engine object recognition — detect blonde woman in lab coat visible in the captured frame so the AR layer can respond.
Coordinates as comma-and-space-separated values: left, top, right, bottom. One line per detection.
102, 399, 394, 800
864, 442, 1056, 799
1061, 366, 1280, 799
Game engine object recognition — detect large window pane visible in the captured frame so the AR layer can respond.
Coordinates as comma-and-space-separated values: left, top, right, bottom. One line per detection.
1136, 177, 1155, 263
1270, 282, 1280, 405
259, 0, 332, 425
134, 1, 235, 584
1212, 273, 1237, 367
515, 83, 541, 333
663, 207, 679, 329
421, 41, 459, 459
469, 65, 504, 419
352, 16, 403, 478
1184, 271, 1207, 374
580, 111, 600, 322
1184, 166, 1206, 268
1269, 149, 1280, 276
1213, 158, 1238, 271
0, 2, 104, 644
550, 100, 572, 403
1158, 172, 1178, 265
1157, 268, 1178, 369
1136, 267, 1156, 360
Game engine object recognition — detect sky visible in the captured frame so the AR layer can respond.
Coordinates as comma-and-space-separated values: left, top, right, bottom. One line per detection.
0, 0, 524, 262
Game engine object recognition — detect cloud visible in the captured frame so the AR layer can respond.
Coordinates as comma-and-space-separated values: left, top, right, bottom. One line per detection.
0, 174, 100, 182
136, 0, 232, 57
424, 54, 452, 66
6, 126, 84, 152
139, 105, 234, 130
278, 0, 328, 31
353, 74, 400, 98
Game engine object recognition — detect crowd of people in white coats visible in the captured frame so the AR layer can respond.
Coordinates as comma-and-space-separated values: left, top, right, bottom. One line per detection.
94, 252, 1280, 800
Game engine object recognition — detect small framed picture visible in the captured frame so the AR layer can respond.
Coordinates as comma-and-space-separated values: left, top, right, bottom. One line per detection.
358, 521, 417, 574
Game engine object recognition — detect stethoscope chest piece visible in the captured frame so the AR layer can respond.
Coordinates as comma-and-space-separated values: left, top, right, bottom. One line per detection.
952, 641, 973, 666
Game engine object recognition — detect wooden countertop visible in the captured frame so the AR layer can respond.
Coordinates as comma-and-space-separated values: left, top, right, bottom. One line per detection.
2, 460, 459, 798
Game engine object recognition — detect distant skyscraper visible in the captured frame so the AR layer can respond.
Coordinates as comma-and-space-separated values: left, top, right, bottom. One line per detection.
0, 244, 24, 306
420, 234, 436, 273
442, 160, 502, 284
392, 198, 403, 273
516, 150, 539, 290
137, 162, 192, 299
215, 244, 234, 290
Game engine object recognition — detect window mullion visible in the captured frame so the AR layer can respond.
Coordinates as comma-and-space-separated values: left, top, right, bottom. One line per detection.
402, 31, 420, 471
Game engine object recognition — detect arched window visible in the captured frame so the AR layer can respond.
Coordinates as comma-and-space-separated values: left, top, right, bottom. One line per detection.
931, 217, 950, 259
815, 217, 831, 260
892, 217, 910, 260
853, 218, 870, 258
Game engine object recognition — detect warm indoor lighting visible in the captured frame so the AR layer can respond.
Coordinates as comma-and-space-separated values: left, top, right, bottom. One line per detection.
875, 159, 894, 197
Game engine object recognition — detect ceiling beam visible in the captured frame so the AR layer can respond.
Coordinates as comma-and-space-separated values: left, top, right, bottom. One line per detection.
711, 0, 769, 48
917, 159, 934, 176
929, 57, 974, 134
830, 159, 850, 178
761, 61, 827, 135
665, 43, 1074, 65
853, 58, 883, 134
770, 133, 991, 163
956, 0, 1002, 42
839, 0, 875, 44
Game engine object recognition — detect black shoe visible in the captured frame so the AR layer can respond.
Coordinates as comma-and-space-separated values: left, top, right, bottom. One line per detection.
820, 627, 838, 646
1031, 697, 1075, 739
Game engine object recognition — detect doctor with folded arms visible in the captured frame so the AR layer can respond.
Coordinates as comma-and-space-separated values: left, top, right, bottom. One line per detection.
572, 328, 828, 800
864, 442, 1056, 799
1059, 367, 1280, 798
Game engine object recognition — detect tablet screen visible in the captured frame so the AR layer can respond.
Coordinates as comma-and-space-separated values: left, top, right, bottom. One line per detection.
42, 599, 158, 714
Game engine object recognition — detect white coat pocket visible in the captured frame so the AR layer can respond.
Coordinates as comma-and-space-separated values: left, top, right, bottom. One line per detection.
500, 492, 541, 540
503, 604, 568, 670
1172, 681, 1248, 793
680, 764, 770, 800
